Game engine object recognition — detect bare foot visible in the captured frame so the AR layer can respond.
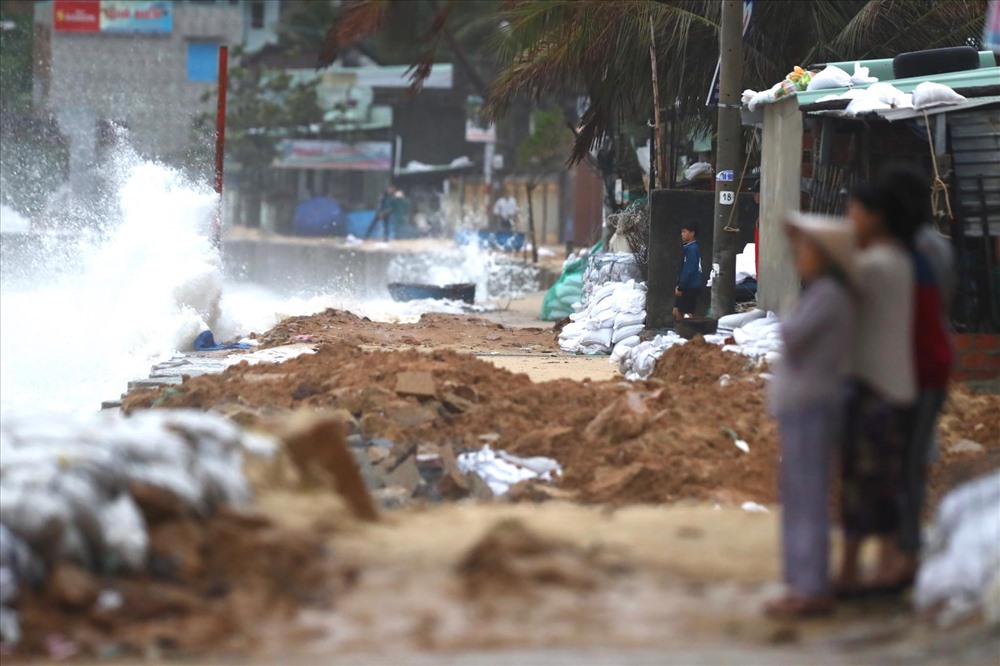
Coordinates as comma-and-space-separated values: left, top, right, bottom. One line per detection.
765, 594, 835, 619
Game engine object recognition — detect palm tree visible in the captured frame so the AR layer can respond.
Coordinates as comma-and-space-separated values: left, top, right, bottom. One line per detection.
486, 0, 989, 163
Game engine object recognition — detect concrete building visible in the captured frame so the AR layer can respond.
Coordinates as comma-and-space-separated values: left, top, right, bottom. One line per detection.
32, 0, 247, 188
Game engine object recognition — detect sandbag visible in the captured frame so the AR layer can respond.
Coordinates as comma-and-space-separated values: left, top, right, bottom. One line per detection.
613, 324, 645, 344
580, 328, 613, 348
912, 81, 966, 110
614, 311, 647, 328
806, 65, 851, 91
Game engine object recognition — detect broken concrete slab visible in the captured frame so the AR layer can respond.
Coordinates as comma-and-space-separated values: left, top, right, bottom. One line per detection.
394, 371, 437, 399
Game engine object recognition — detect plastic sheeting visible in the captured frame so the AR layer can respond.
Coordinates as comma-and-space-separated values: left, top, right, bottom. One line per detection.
455, 445, 562, 496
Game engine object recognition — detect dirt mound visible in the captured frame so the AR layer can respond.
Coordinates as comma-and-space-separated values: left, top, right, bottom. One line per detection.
123, 326, 998, 509
255, 308, 554, 353
457, 519, 627, 599
650, 335, 761, 385
12, 493, 340, 659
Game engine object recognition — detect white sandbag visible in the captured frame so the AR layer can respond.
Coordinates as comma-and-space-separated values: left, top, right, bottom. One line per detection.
806, 65, 851, 91
99, 494, 148, 572
614, 311, 647, 328
850, 61, 878, 85
612, 324, 645, 344
717, 309, 766, 332
592, 282, 618, 304
610, 336, 641, 364
589, 294, 615, 316
912, 81, 966, 110
915, 471, 1000, 625
580, 328, 613, 348
611, 289, 646, 314
597, 307, 618, 326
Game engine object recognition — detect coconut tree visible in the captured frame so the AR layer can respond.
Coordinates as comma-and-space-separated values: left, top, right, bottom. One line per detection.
487, 0, 989, 163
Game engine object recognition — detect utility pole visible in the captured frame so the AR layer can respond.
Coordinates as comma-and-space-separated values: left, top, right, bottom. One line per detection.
711, 0, 742, 317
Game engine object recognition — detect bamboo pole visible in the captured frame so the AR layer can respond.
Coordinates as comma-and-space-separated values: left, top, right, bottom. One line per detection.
649, 18, 665, 189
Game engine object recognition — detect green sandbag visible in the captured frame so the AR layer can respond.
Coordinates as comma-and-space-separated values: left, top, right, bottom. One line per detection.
540, 242, 601, 321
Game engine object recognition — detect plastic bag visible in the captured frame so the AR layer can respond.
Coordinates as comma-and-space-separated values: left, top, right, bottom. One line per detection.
851, 61, 878, 85
806, 65, 851, 91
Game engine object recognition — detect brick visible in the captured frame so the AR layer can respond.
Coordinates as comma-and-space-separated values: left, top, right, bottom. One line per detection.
961, 352, 991, 370
955, 335, 974, 351
974, 335, 999, 352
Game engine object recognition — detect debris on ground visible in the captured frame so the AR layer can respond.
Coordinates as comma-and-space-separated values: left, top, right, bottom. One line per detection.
915, 470, 1000, 627
0, 410, 340, 657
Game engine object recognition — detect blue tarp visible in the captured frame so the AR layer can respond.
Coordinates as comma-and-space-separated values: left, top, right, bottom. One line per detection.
293, 196, 346, 236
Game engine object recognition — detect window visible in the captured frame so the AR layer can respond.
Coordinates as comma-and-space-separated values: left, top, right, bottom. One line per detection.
250, 1, 265, 29
186, 42, 220, 82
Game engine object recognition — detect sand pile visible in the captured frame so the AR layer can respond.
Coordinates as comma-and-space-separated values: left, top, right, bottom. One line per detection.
123, 322, 998, 509
13, 497, 337, 658
256, 308, 554, 353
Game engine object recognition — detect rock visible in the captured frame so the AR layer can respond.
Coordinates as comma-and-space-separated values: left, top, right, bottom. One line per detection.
130, 481, 194, 524
318, 408, 359, 434
365, 446, 390, 465
441, 391, 477, 414
372, 486, 413, 509
345, 434, 366, 449
358, 413, 403, 442
384, 402, 439, 427
505, 480, 576, 503
350, 449, 385, 491
333, 386, 396, 415
394, 371, 437, 399
586, 463, 646, 501
383, 454, 422, 496
117, 580, 202, 620
148, 520, 205, 582
948, 439, 985, 455
277, 412, 379, 522
370, 437, 395, 449
47, 563, 99, 610
465, 471, 495, 501
583, 393, 650, 441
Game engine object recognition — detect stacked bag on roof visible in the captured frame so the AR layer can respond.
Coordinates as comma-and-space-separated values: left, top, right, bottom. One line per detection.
0, 410, 276, 646
559, 279, 647, 356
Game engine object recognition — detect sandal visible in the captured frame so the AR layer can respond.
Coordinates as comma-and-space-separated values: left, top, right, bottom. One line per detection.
764, 594, 835, 619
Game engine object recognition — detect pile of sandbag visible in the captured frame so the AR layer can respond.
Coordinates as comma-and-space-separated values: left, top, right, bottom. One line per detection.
915, 470, 1000, 627
559, 279, 647, 356
616, 331, 687, 381
617, 310, 782, 381
0, 410, 276, 645
580, 252, 644, 305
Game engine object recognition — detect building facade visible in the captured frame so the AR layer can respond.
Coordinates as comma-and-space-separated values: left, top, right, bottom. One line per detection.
32, 0, 246, 188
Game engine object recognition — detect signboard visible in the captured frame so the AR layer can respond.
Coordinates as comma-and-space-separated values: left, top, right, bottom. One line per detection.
272, 140, 393, 171
465, 95, 496, 143
53, 1, 173, 34
705, 0, 753, 106
53, 1, 100, 32
716, 169, 734, 182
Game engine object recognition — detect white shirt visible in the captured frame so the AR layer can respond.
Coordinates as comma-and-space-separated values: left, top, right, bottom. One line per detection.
492, 196, 517, 220
850, 242, 916, 405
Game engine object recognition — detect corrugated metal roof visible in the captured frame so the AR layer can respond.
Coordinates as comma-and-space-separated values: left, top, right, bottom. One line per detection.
796, 66, 1000, 106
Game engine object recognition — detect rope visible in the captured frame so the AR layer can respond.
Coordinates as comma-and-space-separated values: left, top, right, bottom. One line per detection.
723, 145, 753, 232
922, 110, 954, 222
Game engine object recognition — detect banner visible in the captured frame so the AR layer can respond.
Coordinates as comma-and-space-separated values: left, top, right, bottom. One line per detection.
272, 140, 393, 171
53, 1, 173, 34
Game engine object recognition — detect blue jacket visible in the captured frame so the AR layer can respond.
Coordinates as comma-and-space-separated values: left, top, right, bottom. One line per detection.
678, 240, 703, 290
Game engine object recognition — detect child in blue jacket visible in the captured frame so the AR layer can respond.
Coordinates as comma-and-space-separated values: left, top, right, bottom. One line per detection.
673, 222, 704, 319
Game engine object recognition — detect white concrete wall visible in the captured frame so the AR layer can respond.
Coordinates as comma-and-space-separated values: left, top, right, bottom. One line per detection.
758, 98, 803, 314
